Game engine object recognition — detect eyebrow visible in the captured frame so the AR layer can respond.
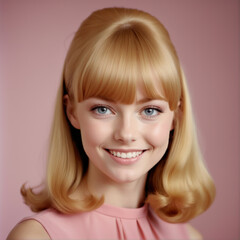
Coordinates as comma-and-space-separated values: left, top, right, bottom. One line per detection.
136, 98, 156, 104
88, 97, 166, 104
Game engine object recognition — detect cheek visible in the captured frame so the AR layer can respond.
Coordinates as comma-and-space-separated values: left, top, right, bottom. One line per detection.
145, 121, 172, 147
80, 119, 112, 148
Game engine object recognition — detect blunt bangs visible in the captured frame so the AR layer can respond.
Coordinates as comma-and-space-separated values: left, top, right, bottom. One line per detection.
75, 19, 181, 110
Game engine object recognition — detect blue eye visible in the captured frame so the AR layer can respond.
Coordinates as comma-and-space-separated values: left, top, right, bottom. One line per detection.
142, 108, 161, 117
92, 106, 112, 115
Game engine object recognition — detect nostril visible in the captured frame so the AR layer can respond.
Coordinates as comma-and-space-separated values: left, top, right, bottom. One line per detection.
113, 130, 137, 142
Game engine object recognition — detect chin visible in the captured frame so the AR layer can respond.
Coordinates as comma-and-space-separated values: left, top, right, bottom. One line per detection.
108, 171, 146, 184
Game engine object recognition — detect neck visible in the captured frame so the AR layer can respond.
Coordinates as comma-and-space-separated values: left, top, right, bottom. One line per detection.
86, 165, 147, 208
100, 179, 147, 208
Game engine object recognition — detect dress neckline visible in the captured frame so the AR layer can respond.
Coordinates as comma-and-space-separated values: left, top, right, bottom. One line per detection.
95, 203, 148, 219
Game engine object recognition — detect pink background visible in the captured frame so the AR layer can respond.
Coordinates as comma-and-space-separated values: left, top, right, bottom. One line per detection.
1, 0, 239, 239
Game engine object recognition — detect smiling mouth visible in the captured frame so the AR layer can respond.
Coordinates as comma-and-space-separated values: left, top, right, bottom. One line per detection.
105, 149, 146, 159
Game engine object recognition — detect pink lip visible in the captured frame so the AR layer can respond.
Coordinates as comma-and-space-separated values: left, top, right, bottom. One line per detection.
105, 149, 145, 165
106, 149, 144, 153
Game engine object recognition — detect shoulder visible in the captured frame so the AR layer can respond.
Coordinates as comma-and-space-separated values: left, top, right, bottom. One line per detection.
7, 219, 50, 240
186, 224, 202, 240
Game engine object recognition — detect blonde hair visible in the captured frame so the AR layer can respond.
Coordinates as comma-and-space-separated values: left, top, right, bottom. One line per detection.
22, 7, 215, 223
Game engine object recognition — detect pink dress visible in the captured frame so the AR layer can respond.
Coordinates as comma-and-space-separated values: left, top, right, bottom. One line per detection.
23, 204, 190, 239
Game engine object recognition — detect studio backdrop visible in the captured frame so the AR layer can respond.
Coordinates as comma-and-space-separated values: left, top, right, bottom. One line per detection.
0, 1, 239, 239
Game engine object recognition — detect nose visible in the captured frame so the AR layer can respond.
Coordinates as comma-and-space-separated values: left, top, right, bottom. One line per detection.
113, 114, 137, 143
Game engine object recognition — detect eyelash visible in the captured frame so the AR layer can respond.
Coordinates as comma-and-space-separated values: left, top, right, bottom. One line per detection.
91, 104, 163, 119
91, 105, 114, 116
141, 106, 163, 119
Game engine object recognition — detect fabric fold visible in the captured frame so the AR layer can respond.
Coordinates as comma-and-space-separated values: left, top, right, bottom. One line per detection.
20, 204, 190, 239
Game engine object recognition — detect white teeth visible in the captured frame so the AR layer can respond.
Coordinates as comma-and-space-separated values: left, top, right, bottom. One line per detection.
109, 151, 142, 159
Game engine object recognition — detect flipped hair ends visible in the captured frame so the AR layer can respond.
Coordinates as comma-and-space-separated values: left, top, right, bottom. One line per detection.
21, 7, 215, 223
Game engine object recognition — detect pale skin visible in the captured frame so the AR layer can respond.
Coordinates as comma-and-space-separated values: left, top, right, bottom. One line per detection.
7, 86, 202, 240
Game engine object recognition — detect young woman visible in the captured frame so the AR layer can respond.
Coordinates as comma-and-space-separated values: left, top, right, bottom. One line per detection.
7, 7, 215, 240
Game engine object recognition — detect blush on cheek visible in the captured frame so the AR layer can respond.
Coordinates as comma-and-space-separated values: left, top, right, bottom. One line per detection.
81, 120, 112, 147
147, 124, 171, 147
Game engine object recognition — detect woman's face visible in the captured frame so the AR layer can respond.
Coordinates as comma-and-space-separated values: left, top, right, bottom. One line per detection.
69, 85, 174, 186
